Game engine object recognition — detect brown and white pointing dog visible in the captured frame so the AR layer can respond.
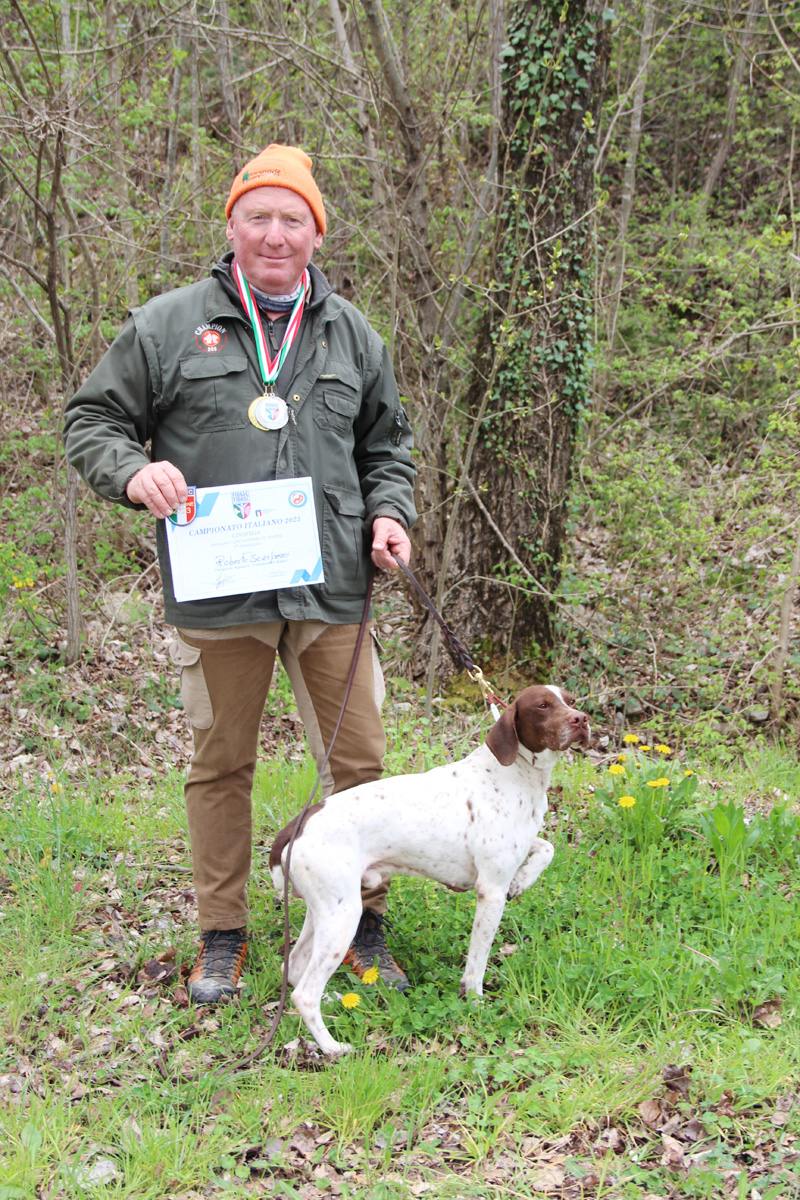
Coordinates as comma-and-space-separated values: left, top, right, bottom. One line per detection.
270, 685, 590, 1054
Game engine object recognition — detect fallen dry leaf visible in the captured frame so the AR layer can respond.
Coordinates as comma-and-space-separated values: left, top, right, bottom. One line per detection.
639, 1098, 664, 1128
662, 1062, 692, 1098
529, 1164, 565, 1192
753, 997, 782, 1028
136, 959, 177, 985
660, 1134, 685, 1169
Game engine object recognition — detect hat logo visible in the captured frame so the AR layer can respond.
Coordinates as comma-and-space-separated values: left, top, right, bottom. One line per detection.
242, 172, 250, 181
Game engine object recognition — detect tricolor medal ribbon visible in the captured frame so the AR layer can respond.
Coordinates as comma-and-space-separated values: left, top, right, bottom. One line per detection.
233, 260, 308, 432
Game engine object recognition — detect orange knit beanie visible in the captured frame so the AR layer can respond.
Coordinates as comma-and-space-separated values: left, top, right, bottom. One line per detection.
225, 144, 326, 233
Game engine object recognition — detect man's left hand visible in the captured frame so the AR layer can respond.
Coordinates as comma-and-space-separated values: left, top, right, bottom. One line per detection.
371, 517, 411, 571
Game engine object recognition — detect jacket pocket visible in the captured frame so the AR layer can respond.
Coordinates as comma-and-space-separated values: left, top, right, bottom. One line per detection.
178, 354, 251, 431
313, 365, 361, 436
320, 484, 369, 595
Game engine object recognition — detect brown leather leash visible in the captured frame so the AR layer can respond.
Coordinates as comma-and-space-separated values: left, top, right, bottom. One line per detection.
220, 565, 377, 1072
390, 552, 507, 713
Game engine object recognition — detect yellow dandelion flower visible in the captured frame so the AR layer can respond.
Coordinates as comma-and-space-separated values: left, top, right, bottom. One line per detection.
684, 769, 695, 777
362, 966, 380, 985
617, 754, 628, 763
341, 993, 361, 1009
646, 777, 671, 788
608, 763, 626, 775
619, 795, 636, 808
655, 744, 672, 755
622, 733, 640, 744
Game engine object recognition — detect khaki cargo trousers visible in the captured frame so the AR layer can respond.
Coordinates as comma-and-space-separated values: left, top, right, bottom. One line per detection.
171, 620, 390, 931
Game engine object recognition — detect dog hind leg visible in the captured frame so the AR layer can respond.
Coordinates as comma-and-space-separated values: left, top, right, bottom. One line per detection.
287, 910, 315, 987
291, 896, 362, 1055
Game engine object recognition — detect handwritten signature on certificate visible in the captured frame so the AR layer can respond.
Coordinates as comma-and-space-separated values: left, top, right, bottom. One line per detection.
165, 478, 324, 602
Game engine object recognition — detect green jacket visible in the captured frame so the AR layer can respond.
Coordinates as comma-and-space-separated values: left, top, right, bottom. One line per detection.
64, 256, 417, 627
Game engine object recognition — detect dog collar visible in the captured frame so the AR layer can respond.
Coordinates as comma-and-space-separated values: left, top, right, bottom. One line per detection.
518, 745, 560, 769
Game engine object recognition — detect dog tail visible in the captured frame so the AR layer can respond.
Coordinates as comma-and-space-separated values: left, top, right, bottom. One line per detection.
268, 800, 326, 885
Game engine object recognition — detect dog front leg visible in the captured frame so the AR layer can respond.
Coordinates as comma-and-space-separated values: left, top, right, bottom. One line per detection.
460, 885, 507, 997
506, 837, 554, 899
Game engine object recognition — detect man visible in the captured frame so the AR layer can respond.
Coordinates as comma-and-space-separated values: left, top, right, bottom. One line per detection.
64, 144, 417, 1004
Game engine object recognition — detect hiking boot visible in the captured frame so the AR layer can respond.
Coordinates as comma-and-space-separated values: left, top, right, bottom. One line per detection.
187, 927, 248, 1005
342, 910, 409, 992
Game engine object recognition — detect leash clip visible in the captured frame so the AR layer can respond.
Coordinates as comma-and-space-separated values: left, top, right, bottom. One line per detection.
468, 666, 506, 717
468, 665, 490, 696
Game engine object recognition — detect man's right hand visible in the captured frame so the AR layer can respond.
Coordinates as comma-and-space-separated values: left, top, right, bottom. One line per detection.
126, 462, 188, 518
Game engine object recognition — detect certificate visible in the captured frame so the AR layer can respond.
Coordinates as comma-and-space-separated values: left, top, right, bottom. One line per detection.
165, 478, 324, 602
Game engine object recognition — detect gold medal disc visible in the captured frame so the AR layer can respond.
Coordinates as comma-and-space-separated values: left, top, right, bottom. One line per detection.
248, 393, 289, 431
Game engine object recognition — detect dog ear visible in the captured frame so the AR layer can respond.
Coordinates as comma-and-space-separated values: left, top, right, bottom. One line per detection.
485, 703, 519, 765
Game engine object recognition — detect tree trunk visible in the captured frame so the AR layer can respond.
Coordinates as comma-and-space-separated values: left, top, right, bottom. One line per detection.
358, 0, 449, 637
57, 0, 84, 663
104, 0, 140, 310
216, 0, 242, 164
430, 0, 608, 690
687, 0, 760, 253
160, 20, 188, 292
602, 0, 656, 388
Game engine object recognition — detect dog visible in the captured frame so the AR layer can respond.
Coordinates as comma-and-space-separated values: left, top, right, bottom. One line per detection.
269, 684, 589, 1054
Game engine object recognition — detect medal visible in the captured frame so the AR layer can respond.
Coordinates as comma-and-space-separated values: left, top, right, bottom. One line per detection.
248, 392, 289, 431
233, 261, 308, 431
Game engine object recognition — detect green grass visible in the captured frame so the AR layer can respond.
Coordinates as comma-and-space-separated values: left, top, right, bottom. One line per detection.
2, 719, 800, 1199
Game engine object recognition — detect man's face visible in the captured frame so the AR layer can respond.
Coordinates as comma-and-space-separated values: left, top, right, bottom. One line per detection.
226, 186, 323, 295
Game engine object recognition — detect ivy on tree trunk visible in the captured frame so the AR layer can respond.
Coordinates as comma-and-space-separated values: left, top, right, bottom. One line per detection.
427, 0, 609, 685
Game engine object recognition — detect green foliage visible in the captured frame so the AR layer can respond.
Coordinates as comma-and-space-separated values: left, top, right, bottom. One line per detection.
0, 534, 59, 665
594, 741, 700, 851
560, 0, 800, 740
699, 798, 765, 886
752, 803, 800, 866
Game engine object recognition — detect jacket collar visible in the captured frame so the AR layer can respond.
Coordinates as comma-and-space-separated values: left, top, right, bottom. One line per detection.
207, 252, 342, 324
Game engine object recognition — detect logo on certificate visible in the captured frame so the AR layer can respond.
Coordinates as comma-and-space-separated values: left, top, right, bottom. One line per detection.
232, 490, 251, 520
289, 491, 308, 508
168, 487, 196, 526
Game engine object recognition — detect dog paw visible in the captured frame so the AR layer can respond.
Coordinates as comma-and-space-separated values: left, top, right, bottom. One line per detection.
325, 1041, 354, 1057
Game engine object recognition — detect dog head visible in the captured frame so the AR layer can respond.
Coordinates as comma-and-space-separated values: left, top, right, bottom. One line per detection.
485, 685, 590, 766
